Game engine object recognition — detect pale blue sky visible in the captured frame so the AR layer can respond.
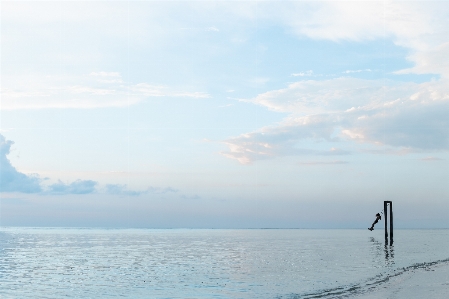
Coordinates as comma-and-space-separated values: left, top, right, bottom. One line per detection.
1, 1, 448, 228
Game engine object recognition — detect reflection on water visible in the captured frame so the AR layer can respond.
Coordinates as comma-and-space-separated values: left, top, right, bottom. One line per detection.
384, 243, 394, 266
1, 229, 448, 299
370, 237, 394, 267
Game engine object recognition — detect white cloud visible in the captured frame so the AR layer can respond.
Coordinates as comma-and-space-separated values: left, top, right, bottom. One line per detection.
221, 2, 445, 80
68, 86, 116, 96
1, 72, 210, 110
396, 42, 449, 78
206, 26, 219, 32
276, 2, 436, 45
284, 2, 448, 78
131, 83, 210, 99
287, 4, 374, 41
0, 134, 42, 193
221, 112, 352, 164
219, 104, 233, 108
89, 72, 124, 84
90, 72, 121, 78
292, 70, 314, 77
343, 69, 372, 74
238, 77, 412, 115
223, 77, 449, 164
4, 1, 447, 77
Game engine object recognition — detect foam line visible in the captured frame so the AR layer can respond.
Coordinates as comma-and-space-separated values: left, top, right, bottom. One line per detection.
280, 257, 449, 299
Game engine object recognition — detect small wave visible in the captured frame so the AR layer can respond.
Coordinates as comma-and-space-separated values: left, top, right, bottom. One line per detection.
279, 257, 449, 299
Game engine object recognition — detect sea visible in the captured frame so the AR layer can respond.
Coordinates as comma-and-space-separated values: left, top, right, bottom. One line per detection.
0, 228, 448, 299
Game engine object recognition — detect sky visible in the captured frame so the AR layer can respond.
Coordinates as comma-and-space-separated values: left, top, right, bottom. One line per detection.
1, 1, 448, 228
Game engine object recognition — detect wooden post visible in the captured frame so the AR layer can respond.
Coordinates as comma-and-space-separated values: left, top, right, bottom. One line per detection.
384, 201, 393, 244
384, 201, 388, 240
389, 201, 393, 242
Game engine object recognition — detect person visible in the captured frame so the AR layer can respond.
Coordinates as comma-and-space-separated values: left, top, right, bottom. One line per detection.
368, 213, 381, 231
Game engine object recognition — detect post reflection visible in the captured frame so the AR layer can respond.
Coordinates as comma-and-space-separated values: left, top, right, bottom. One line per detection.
384, 242, 394, 266
370, 237, 395, 266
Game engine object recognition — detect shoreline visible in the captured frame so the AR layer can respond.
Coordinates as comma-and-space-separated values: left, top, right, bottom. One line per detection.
354, 261, 449, 298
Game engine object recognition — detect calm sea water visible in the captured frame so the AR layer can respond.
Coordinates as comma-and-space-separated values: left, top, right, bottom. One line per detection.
0, 228, 448, 298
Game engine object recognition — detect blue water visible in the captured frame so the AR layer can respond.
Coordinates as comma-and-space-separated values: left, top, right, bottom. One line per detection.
0, 228, 448, 298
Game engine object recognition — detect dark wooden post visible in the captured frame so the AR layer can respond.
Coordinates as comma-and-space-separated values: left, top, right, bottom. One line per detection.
389, 201, 393, 241
384, 201, 388, 240
384, 201, 393, 244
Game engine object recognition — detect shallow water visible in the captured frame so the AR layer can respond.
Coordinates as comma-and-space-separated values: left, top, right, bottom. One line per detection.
0, 228, 448, 298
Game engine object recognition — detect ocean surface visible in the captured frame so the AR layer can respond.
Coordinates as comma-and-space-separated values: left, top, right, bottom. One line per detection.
0, 228, 448, 298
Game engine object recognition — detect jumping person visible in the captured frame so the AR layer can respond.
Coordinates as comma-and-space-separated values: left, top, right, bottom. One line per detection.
368, 213, 381, 231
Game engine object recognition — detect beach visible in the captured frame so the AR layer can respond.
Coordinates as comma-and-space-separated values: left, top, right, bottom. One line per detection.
354, 261, 449, 299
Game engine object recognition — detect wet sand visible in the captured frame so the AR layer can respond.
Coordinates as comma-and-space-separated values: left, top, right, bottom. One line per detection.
356, 262, 449, 299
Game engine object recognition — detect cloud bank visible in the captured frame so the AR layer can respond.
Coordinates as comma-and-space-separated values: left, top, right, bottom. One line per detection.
0, 134, 42, 193
223, 78, 449, 164
0, 134, 98, 194
47, 179, 98, 194
0, 134, 179, 196
105, 184, 178, 196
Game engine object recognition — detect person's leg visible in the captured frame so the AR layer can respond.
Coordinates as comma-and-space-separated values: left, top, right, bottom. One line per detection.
369, 219, 378, 230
